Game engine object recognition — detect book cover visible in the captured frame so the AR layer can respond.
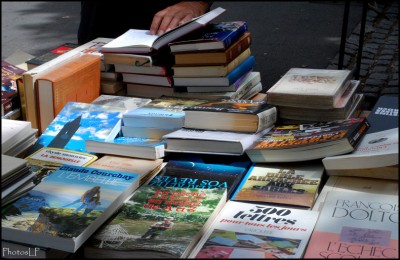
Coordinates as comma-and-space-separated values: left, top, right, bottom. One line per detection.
304, 190, 398, 258
88, 155, 163, 185
231, 162, 324, 208
20, 37, 113, 130
1, 165, 141, 253
189, 201, 319, 258
35, 54, 102, 133
363, 95, 398, 135
172, 48, 251, 77
84, 185, 227, 258
86, 136, 166, 160
266, 68, 353, 109
173, 32, 252, 66
100, 7, 226, 54
183, 99, 277, 133
122, 96, 207, 128
173, 55, 255, 87
246, 118, 370, 162
169, 21, 248, 53
147, 159, 249, 199
25, 43, 78, 70
164, 126, 273, 156
27, 101, 125, 155
91, 94, 151, 110
25, 147, 98, 187
2, 60, 26, 92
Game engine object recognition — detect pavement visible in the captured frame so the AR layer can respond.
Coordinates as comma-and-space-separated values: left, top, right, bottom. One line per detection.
1, 1, 398, 111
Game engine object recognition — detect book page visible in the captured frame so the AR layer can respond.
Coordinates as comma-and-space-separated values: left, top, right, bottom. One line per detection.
102, 29, 158, 48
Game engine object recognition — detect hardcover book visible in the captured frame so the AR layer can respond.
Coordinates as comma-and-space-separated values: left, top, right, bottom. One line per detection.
27, 102, 126, 155
172, 48, 251, 77
266, 68, 353, 109
88, 155, 163, 185
20, 37, 113, 130
173, 32, 252, 66
183, 99, 277, 133
35, 54, 101, 133
86, 136, 166, 160
189, 201, 319, 258
100, 7, 226, 54
122, 96, 207, 129
173, 55, 255, 87
169, 21, 248, 53
84, 185, 227, 258
163, 126, 273, 156
1, 165, 141, 253
231, 162, 324, 208
304, 190, 398, 258
147, 159, 249, 199
246, 118, 370, 163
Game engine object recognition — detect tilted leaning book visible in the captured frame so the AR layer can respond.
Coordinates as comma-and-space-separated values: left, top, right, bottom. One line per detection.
189, 200, 319, 258
1, 165, 141, 253
304, 190, 398, 258
84, 185, 227, 258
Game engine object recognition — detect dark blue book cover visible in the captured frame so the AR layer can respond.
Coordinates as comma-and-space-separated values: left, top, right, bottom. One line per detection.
147, 160, 251, 199
169, 21, 248, 52
366, 95, 398, 134
225, 55, 255, 85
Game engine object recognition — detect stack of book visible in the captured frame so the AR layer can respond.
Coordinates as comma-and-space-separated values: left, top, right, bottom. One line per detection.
266, 68, 364, 123
2, 118, 38, 157
169, 21, 263, 100
163, 99, 277, 156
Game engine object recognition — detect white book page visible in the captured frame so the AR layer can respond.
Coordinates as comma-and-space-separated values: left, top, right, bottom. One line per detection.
103, 29, 158, 48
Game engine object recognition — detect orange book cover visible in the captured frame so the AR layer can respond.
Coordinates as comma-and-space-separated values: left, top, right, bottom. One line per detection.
35, 54, 101, 133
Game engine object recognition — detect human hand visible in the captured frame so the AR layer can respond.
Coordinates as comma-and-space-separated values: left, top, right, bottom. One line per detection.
150, 1, 210, 35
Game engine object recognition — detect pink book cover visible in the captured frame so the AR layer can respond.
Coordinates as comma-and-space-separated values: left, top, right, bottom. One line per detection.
304, 190, 398, 258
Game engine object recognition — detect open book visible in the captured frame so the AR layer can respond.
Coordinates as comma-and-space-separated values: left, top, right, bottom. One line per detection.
100, 7, 226, 54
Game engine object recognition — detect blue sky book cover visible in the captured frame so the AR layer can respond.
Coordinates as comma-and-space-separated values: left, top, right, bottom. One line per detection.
2, 165, 140, 252
28, 102, 125, 154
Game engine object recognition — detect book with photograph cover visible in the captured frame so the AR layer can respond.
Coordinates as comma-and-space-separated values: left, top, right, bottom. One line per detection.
189, 200, 319, 258
1, 165, 141, 253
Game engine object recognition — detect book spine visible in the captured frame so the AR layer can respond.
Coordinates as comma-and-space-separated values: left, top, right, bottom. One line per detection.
347, 118, 371, 147
256, 107, 277, 133
226, 56, 255, 85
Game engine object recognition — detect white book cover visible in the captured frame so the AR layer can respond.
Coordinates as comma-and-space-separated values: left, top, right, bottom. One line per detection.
189, 200, 319, 258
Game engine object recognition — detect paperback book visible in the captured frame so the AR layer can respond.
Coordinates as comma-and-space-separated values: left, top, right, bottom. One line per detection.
231, 162, 325, 208
84, 185, 227, 258
2, 165, 141, 253
91, 94, 151, 110
304, 190, 398, 258
189, 201, 319, 258
246, 118, 370, 162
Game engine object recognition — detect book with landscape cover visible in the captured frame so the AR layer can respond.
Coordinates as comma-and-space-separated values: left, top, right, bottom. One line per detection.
183, 99, 277, 133
35, 54, 102, 133
1, 165, 141, 253
173, 55, 255, 87
100, 7, 226, 54
147, 159, 249, 199
172, 47, 251, 77
266, 68, 353, 109
322, 95, 398, 180
173, 32, 252, 66
91, 94, 151, 110
84, 185, 227, 258
189, 200, 319, 258
169, 21, 248, 53
231, 162, 324, 208
86, 136, 166, 160
246, 117, 370, 163
163, 126, 273, 156
304, 190, 398, 258
122, 96, 207, 129
26, 42, 78, 70
88, 155, 164, 186
27, 101, 125, 155
312, 175, 399, 212
20, 37, 113, 130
